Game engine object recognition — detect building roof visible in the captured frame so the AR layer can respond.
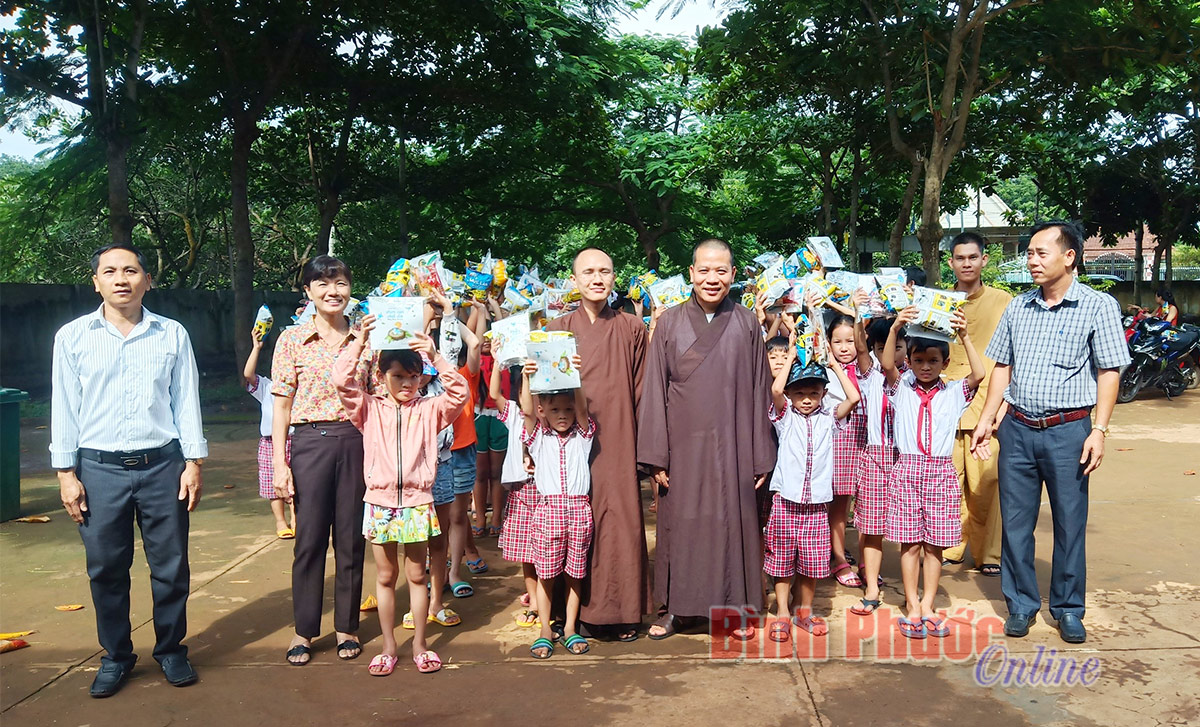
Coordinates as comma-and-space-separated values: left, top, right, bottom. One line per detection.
940, 187, 1016, 230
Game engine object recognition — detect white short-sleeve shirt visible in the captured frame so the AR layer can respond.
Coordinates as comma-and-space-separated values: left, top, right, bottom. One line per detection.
885, 378, 974, 457
521, 417, 596, 497
768, 402, 844, 504
497, 400, 531, 486
857, 365, 916, 447
248, 375, 275, 438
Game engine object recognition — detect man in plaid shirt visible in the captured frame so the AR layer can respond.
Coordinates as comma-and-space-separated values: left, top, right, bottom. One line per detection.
970, 221, 1130, 645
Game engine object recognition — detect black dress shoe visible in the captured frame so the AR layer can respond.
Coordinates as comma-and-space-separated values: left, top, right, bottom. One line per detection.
1003, 612, 1037, 637
90, 661, 132, 698
1057, 613, 1087, 644
159, 654, 198, 687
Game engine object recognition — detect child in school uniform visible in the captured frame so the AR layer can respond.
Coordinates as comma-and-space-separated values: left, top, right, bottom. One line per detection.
242, 327, 294, 538
880, 307, 984, 639
519, 354, 594, 659
824, 314, 868, 588
761, 335, 793, 527
764, 344, 860, 641
489, 360, 541, 627
333, 320, 468, 675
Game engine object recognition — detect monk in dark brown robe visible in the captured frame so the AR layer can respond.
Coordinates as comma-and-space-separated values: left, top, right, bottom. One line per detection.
637, 239, 777, 639
546, 247, 650, 641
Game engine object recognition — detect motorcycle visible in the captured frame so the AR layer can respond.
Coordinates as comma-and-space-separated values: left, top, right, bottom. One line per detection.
1118, 317, 1200, 403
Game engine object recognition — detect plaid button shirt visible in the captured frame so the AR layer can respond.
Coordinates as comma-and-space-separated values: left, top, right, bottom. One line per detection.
985, 278, 1130, 417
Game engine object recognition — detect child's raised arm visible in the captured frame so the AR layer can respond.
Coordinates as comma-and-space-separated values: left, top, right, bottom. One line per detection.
882, 308, 918, 387
953, 310, 986, 391
571, 353, 588, 423
519, 359, 538, 432
828, 358, 860, 420
770, 331, 798, 412
488, 353, 510, 410
853, 316, 873, 373
333, 316, 375, 431
242, 329, 264, 389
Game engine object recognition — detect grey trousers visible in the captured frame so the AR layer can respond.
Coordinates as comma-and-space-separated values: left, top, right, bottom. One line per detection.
77, 453, 189, 669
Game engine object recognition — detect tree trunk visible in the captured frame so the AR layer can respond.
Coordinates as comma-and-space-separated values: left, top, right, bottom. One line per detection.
889, 157, 922, 266
847, 146, 862, 271
1151, 241, 1164, 287
315, 193, 340, 255
1165, 237, 1173, 285
1133, 224, 1144, 305
638, 230, 662, 271
230, 117, 258, 371
915, 161, 945, 285
820, 148, 834, 237
397, 131, 409, 258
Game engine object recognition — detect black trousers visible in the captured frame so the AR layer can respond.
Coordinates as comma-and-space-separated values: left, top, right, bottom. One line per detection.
77, 453, 189, 669
290, 421, 366, 638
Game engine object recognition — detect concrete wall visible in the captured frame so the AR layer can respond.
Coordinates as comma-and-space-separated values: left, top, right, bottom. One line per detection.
0, 284, 303, 395
1108, 280, 1200, 322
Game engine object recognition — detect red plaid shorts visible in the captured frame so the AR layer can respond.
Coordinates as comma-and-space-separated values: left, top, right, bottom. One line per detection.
257, 436, 292, 499
763, 494, 831, 579
853, 444, 896, 535
885, 454, 960, 547
832, 409, 867, 496
499, 479, 539, 564
532, 494, 593, 579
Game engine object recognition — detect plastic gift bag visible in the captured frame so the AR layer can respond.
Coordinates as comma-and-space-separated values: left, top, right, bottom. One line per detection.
755, 258, 792, 304
410, 251, 448, 296
543, 285, 580, 320
628, 270, 659, 308
648, 275, 691, 309
806, 236, 844, 270
252, 305, 273, 338
825, 270, 861, 303
489, 312, 532, 366
367, 296, 425, 350
527, 331, 581, 393
875, 268, 910, 313
293, 301, 316, 325
440, 318, 464, 362
905, 286, 967, 341
783, 248, 819, 278
501, 280, 533, 313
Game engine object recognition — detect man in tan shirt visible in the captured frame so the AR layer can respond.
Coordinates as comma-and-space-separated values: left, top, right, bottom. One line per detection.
942, 233, 1011, 575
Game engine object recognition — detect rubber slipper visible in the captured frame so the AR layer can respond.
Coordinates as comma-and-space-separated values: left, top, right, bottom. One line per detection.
488, 526, 502, 538
285, 644, 311, 666
647, 614, 678, 640
844, 552, 857, 566
451, 581, 474, 598
368, 653, 397, 676
979, 564, 1001, 577
413, 650, 442, 673
563, 634, 590, 655
942, 557, 964, 566
849, 598, 883, 616
922, 616, 950, 637
336, 639, 362, 660
465, 558, 488, 574
615, 627, 639, 642
514, 609, 539, 627
428, 608, 461, 627
730, 624, 756, 641
360, 594, 378, 611
898, 617, 927, 639
530, 637, 555, 659
793, 615, 829, 636
768, 619, 791, 642
832, 563, 864, 588
550, 623, 565, 642
402, 612, 415, 630
276, 528, 295, 540
471, 526, 485, 537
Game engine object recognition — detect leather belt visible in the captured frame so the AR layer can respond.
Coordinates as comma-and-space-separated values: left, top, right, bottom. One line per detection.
79, 441, 182, 469
1010, 408, 1091, 430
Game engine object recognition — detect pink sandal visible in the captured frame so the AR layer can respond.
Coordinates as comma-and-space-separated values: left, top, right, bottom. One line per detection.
368, 653, 398, 676
832, 563, 864, 588
413, 650, 442, 674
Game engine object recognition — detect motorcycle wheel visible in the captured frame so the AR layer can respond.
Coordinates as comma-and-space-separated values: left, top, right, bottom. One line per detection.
1118, 360, 1146, 404
1164, 370, 1189, 399
1184, 365, 1200, 390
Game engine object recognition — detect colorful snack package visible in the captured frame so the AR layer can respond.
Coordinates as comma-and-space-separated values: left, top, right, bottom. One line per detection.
463, 265, 494, 300
648, 275, 691, 309
824, 270, 860, 303
527, 331, 580, 393
501, 279, 533, 313
628, 270, 660, 308
806, 236, 845, 270
783, 248, 819, 278
804, 274, 840, 307
252, 305, 273, 339
379, 258, 411, 296
490, 257, 509, 298
293, 301, 316, 325
489, 312, 532, 366
410, 251, 447, 296
750, 251, 782, 275
367, 296, 425, 350
905, 286, 967, 341
440, 318, 463, 362
875, 269, 910, 313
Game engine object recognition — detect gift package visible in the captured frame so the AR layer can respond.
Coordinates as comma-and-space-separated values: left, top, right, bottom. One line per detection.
806, 236, 844, 270
648, 275, 692, 309
628, 270, 660, 308
489, 312, 531, 367
526, 331, 581, 393
252, 305, 273, 339
875, 268, 910, 313
905, 286, 967, 341
367, 296, 425, 350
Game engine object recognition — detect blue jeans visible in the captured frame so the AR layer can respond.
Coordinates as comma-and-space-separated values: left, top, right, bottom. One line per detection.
995, 415, 1090, 621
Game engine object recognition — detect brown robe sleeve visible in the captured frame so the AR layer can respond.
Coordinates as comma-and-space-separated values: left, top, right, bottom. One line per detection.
636, 307, 674, 472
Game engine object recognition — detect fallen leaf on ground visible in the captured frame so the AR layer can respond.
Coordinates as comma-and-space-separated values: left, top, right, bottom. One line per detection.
1116, 447, 1133, 451
54, 604, 85, 612
230, 580, 250, 584
13, 516, 50, 523
1185, 471, 1196, 476
223, 484, 235, 489
0, 631, 35, 640
0, 639, 31, 653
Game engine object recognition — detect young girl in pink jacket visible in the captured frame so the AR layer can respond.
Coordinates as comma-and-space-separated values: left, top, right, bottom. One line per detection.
334, 319, 467, 675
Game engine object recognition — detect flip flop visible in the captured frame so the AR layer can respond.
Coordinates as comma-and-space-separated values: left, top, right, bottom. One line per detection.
898, 617, 927, 639
285, 644, 311, 666
647, 614, 678, 641
844, 552, 857, 566
360, 594, 378, 611
488, 526, 502, 538
471, 525, 485, 537
514, 609, 539, 627
413, 650, 442, 674
276, 528, 295, 540
336, 639, 362, 660
730, 623, 756, 641
979, 564, 1001, 577
563, 634, 590, 655
402, 612, 416, 630
451, 582, 474, 598
367, 653, 397, 676
465, 558, 488, 574
429, 608, 461, 627
849, 598, 883, 616
832, 563, 864, 588
615, 627, 639, 643
942, 557, 964, 566
921, 616, 950, 638
530, 637, 555, 659
768, 619, 791, 642
793, 615, 829, 636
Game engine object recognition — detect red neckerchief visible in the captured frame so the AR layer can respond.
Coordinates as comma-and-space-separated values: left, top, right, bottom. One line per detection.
912, 378, 947, 456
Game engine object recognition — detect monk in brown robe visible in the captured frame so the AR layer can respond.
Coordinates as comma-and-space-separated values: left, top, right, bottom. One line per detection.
546, 247, 650, 641
638, 238, 777, 639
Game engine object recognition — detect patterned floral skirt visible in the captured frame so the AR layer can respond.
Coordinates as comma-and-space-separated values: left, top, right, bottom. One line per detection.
362, 503, 441, 545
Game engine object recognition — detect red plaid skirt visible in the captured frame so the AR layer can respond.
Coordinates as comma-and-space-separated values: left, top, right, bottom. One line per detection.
763, 494, 831, 579
832, 408, 867, 496
257, 436, 292, 499
499, 479, 539, 564
853, 444, 896, 535
885, 454, 960, 547
532, 494, 593, 579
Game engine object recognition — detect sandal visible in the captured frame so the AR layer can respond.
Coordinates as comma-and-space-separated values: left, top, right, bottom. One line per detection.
922, 616, 950, 638
615, 626, 639, 642
465, 558, 488, 574
471, 525, 485, 537
844, 552, 857, 566
336, 639, 362, 660
849, 598, 883, 616
832, 563, 864, 588
979, 564, 1001, 577
768, 619, 791, 642
647, 613, 678, 641
451, 581, 474, 598
368, 653, 398, 676
276, 528, 295, 540
514, 609, 539, 627
730, 624, 756, 641
530, 637, 554, 659
285, 644, 311, 666
360, 594, 378, 611
898, 617, 927, 639
942, 557, 964, 566
550, 623, 565, 642
563, 634, 590, 655
413, 650, 442, 674
429, 608, 461, 627
488, 526, 502, 538
402, 612, 416, 630
793, 615, 828, 636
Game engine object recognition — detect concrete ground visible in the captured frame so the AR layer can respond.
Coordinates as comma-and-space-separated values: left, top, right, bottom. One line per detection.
1, 394, 1198, 727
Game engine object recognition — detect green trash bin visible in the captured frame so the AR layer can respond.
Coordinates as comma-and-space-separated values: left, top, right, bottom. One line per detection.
0, 388, 30, 522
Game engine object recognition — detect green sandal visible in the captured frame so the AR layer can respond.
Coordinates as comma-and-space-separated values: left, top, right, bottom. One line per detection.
530, 637, 554, 659
563, 633, 590, 655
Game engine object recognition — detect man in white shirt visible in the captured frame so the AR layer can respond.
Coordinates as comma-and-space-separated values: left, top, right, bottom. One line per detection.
51, 244, 207, 697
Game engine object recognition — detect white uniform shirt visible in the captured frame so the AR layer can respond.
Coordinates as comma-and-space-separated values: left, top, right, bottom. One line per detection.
884, 378, 974, 457
521, 417, 596, 497
50, 305, 207, 468
247, 375, 275, 438
858, 365, 915, 447
768, 401, 844, 504
496, 400, 531, 486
